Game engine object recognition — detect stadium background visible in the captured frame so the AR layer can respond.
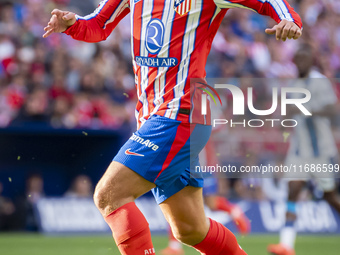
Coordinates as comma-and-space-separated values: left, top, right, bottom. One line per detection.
0, 0, 340, 254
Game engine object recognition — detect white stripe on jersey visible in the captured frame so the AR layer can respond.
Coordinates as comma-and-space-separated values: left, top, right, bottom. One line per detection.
178, 3, 182, 14
268, 0, 293, 21
104, 0, 130, 28
150, 1, 176, 116
166, 0, 203, 119
213, 0, 256, 12
186, 0, 190, 13
209, 6, 221, 27
131, 0, 139, 125
130, 0, 137, 78
139, 0, 154, 126
77, 0, 109, 21
213, 0, 294, 21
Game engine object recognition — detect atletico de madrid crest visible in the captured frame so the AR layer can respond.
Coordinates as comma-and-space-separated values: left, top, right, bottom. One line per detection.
174, 0, 192, 16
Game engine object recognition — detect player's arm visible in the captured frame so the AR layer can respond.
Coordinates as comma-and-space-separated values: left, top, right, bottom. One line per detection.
43, 0, 130, 43
213, 0, 302, 41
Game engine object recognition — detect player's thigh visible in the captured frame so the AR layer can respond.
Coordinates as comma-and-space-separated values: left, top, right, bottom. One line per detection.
159, 186, 209, 240
94, 161, 155, 216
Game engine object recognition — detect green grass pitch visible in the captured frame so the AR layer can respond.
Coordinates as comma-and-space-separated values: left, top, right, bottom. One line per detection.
1, 233, 339, 255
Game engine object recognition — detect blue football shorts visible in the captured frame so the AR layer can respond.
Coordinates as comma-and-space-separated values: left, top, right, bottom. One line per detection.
113, 114, 212, 204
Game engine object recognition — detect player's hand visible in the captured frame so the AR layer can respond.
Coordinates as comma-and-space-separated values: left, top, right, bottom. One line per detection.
43, 9, 76, 38
265, 20, 302, 41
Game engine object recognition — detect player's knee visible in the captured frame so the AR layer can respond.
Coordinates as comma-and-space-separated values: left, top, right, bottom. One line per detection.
93, 178, 135, 216
93, 182, 120, 214
93, 183, 109, 211
172, 224, 207, 246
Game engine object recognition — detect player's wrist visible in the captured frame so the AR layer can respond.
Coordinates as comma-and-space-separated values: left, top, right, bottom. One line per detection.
279, 18, 302, 28
62, 13, 77, 33
63, 20, 78, 35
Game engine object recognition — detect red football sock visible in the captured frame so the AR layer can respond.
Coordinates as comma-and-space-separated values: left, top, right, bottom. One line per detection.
105, 202, 155, 255
216, 196, 234, 213
194, 218, 247, 255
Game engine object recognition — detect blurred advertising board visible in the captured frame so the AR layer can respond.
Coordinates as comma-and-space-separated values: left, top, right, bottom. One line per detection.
35, 197, 340, 234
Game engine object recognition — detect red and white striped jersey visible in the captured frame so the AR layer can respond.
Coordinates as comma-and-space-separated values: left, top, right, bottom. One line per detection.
65, 0, 302, 129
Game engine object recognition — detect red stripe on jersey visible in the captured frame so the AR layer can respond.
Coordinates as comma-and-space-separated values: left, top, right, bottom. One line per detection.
176, 0, 218, 124
133, 2, 142, 61
147, 68, 157, 114
263, 2, 281, 25
136, 66, 143, 128
154, 122, 193, 182
163, 11, 189, 119
133, 2, 143, 128
188, 8, 227, 125
146, 0, 167, 116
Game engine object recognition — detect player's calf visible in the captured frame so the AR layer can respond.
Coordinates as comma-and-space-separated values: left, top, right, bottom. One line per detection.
172, 219, 247, 254
159, 186, 210, 246
105, 202, 155, 255
194, 219, 247, 255
159, 187, 247, 254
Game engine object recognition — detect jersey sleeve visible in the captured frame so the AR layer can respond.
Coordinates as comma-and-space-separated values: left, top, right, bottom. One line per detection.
64, 0, 130, 43
213, 0, 302, 28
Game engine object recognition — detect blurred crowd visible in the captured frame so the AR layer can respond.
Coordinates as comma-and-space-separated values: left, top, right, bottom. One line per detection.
0, 0, 134, 129
0, 0, 340, 129
0, 173, 94, 231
